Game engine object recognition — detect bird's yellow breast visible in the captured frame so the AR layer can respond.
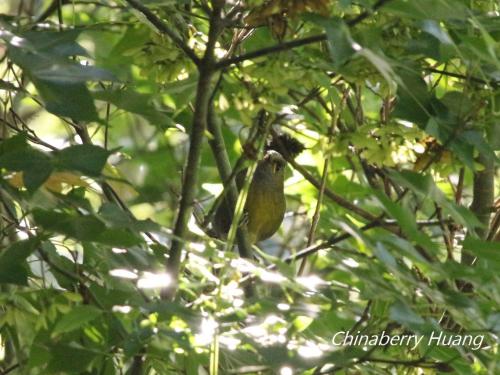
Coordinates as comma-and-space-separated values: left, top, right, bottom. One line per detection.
245, 177, 286, 243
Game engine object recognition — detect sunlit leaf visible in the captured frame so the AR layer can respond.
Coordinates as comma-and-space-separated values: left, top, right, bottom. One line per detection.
52, 305, 103, 336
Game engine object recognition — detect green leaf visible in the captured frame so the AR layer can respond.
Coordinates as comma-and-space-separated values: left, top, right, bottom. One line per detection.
383, 0, 468, 20
28, 344, 51, 370
422, 20, 454, 46
98, 203, 161, 232
307, 15, 356, 67
389, 300, 428, 332
293, 315, 313, 332
389, 170, 482, 231
358, 48, 396, 85
93, 89, 173, 129
0, 146, 50, 171
46, 343, 97, 373
393, 68, 434, 125
461, 130, 498, 163
373, 242, 398, 269
33, 209, 105, 241
0, 238, 39, 285
95, 228, 144, 247
41, 242, 79, 290
462, 237, 500, 267
374, 190, 438, 254
0, 145, 53, 191
0, 132, 27, 153
407, 33, 442, 61
440, 91, 473, 118
419, 20, 456, 61
52, 305, 103, 336
3, 29, 116, 121
6, 40, 116, 84
381, 235, 431, 266
30, 64, 115, 85
31, 78, 98, 121
20, 29, 88, 57
54, 144, 111, 176
425, 117, 475, 170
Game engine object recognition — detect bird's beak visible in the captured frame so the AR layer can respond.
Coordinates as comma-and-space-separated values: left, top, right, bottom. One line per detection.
272, 163, 277, 174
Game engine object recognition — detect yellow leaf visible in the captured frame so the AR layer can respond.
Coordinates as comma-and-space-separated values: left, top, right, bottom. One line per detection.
43, 172, 90, 192
5, 171, 89, 192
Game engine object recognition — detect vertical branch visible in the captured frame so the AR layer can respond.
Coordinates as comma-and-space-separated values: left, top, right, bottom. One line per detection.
163, 2, 224, 299
298, 91, 346, 275
297, 156, 329, 275
467, 153, 495, 242
487, 199, 500, 241
56, 0, 63, 31
207, 84, 254, 259
455, 167, 465, 204
460, 128, 495, 294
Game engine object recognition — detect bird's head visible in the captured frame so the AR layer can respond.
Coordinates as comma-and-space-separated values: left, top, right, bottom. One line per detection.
261, 150, 287, 176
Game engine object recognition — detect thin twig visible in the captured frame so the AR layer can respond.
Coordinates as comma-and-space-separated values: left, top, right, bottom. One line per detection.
435, 204, 454, 260
0, 363, 20, 375
455, 167, 465, 204
123, 0, 201, 65
298, 157, 329, 274
216, 0, 394, 69
425, 67, 499, 88
283, 151, 379, 223
298, 90, 346, 274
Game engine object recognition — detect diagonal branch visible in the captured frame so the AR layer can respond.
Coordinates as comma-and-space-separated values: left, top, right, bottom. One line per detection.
281, 145, 379, 223
215, 0, 394, 69
123, 0, 201, 65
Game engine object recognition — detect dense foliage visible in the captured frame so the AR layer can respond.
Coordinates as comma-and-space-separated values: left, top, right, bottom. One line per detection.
0, 0, 499, 374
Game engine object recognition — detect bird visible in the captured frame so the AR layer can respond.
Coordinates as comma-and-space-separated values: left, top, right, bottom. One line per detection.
212, 150, 287, 244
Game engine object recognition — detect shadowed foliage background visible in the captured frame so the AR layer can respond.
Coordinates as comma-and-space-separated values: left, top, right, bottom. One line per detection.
0, 0, 499, 374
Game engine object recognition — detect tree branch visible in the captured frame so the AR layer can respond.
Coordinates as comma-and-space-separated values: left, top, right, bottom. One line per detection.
282, 218, 443, 265
283, 149, 379, 223
425, 67, 499, 88
216, 33, 326, 69
215, 0, 394, 69
458, 108, 495, 294
206, 80, 254, 259
466, 146, 495, 240
123, 0, 201, 65
163, 2, 225, 300
34, 0, 70, 24
0, 363, 20, 375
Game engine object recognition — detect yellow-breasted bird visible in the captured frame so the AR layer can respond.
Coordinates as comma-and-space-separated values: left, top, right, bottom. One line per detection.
212, 150, 287, 244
